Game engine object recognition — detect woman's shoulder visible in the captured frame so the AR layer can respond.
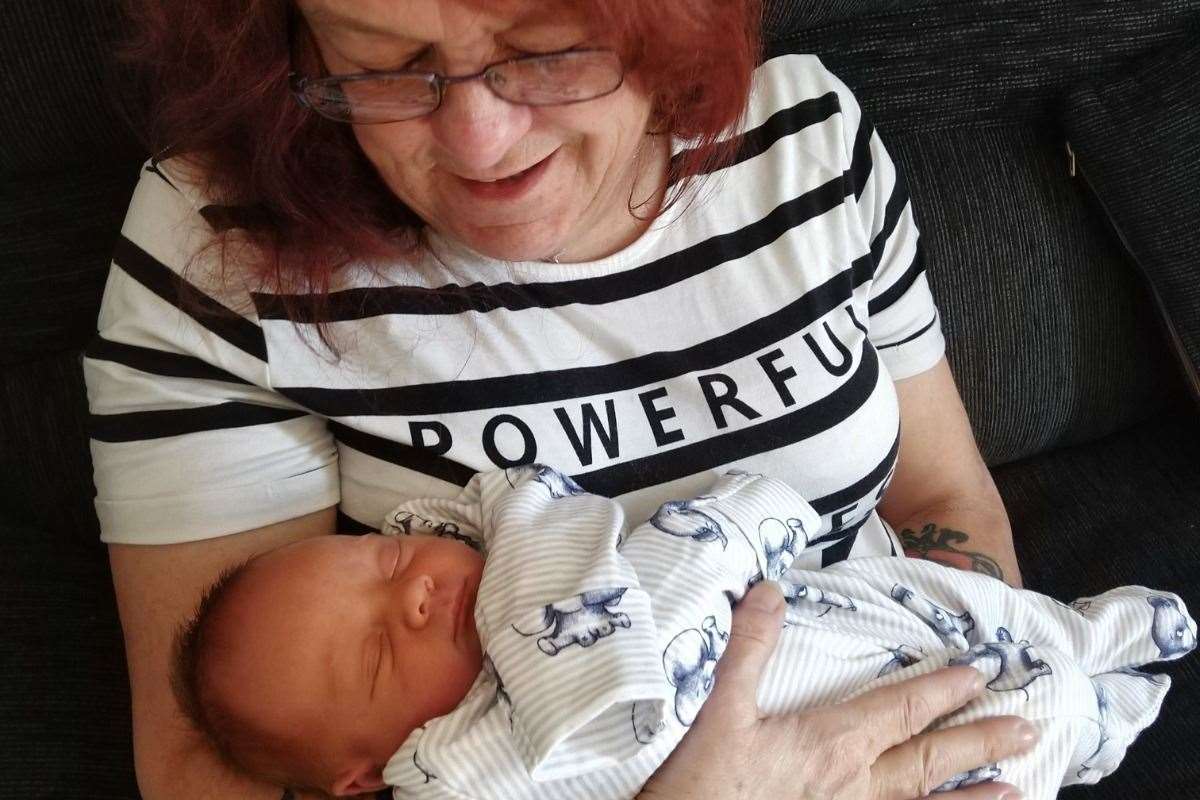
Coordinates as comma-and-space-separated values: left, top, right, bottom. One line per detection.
118, 155, 261, 311
748, 52, 863, 130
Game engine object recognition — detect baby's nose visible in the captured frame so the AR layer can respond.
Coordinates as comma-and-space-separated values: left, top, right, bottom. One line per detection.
403, 574, 435, 630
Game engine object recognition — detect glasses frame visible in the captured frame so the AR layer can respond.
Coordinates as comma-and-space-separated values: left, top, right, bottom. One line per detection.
288, 48, 625, 125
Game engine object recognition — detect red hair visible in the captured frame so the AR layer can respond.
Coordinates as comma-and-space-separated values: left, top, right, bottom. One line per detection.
121, 0, 763, 341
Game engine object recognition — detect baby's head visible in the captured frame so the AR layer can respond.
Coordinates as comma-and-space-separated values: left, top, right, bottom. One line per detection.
173, 533, 485, 796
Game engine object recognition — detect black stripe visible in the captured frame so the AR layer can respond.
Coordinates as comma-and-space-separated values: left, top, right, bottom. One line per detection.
84, 337, 254, 386
278, 254, 874, 417
113, 235, 268, 362
668, 91, 842, 182
328, 421, 477, 487
877, 313, 939, 351
325, 341, 879, 498
253, 174, 854, 322
145, 162, 180, 193
821, 528, 860, 567
89, 402, 306, 443
574, 343, 879, 497
809, 430, 899, 519
868, 164, 912, 267
868, 244, 926, 318
849, 114, 875, 201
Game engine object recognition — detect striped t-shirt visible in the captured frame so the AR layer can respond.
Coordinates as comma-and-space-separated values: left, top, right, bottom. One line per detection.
84, 53, 945, 560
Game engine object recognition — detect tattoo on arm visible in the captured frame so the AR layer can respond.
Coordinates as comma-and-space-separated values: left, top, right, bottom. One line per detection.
900, 523, 1004, 581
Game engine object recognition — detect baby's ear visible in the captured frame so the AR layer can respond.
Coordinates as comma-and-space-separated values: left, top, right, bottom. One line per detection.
329, 760, 386, 797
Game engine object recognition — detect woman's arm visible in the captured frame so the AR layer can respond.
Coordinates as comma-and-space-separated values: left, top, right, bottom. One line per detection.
877, 358, 1022, 587
640, 582, 1035, 800
108, 506, 337, 800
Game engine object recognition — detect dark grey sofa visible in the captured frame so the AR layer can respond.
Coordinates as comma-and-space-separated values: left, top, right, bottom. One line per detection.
2, 1, 1197, 797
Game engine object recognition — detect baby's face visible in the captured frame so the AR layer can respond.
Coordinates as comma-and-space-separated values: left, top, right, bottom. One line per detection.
211, 533, 484, 795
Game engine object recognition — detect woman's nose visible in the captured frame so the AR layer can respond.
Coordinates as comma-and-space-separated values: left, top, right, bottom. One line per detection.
401, 574, 435, 630
429, 79, 532, 172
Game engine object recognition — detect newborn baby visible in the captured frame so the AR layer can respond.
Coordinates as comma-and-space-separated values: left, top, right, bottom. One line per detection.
174, 466, 1196, 799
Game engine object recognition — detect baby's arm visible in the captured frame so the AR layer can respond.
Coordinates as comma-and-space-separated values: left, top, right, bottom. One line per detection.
461, 466, 670, 781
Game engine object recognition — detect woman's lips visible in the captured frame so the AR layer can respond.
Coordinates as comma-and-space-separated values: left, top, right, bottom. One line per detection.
455, 149, 557, 201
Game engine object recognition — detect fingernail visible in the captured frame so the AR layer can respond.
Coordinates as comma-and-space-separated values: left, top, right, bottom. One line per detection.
964, 665, 986, 692
747, 580, 785, 611
998, 791, 1024, 800
1017, 721, 1040, 745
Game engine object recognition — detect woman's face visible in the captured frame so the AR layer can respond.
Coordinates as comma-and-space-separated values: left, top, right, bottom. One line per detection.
297, 0, 667, 263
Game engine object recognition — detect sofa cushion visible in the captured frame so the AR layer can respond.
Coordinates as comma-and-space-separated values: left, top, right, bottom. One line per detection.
0, 0, 145, 178
0, 162, 139, 366
0, 521, 135, 799
1062, 32, 1200, 399
0, 350, 101, 543
768, 0, 1198, 466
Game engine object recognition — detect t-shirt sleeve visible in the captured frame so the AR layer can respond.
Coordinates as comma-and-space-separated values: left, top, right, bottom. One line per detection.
82, 160, 339, 544
823, 60, 946, 380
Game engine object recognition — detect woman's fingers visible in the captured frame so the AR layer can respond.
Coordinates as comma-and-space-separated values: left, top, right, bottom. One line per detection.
871, 716, 1039, 800
850, 666, 988, 756
702, 581, 786, 723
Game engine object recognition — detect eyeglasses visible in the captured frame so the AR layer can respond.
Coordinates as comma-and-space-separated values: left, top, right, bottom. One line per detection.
288, 49, 625, 125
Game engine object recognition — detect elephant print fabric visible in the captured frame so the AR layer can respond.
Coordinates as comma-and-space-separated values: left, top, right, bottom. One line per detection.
662, 616, 730, 727
1148, 595, 1197, 658
949, 627, 1052, 699
513, 588, 632, 655
780, 579, 858, 620
932, 764, 1002, 793
890, 584, 975, 649
877, 644, 925, 678
649, 498, 728, 548
525, 464, 588, 499
757, 516, 806, 579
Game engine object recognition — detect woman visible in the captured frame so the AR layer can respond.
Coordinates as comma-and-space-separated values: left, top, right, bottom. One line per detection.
89, 0, 1036, 797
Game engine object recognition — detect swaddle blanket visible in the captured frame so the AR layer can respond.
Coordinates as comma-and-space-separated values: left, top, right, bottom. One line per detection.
380, 466, 1196, 799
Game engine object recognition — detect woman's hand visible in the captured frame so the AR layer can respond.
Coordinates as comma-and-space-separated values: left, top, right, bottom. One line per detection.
639, 582, 1037, 800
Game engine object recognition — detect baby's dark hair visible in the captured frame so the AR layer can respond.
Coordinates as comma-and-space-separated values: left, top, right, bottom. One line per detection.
171, 555, 334, 798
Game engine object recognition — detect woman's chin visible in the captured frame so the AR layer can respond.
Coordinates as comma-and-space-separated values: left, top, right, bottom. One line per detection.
451, 221, 575, 264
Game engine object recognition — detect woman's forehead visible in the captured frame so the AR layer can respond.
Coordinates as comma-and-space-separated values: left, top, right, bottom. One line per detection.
299, 0, 575, 43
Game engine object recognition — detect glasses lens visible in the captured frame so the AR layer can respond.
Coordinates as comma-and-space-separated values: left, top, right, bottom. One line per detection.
304, 75, 439, 123
489, 50, 623, 105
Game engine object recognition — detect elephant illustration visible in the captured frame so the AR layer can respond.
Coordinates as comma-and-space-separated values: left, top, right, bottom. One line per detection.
876, 644, 925, 678
933, 764, 1001, 792
387, 510, 479, 550
662, 616, 730, 727
650, 498, 728, 549
528, 464, 587, 499
948, 627, 1052, 699
482, 656, 514, 729
631, 699, 665, 744
780, 580, 858, 619
512, 587, 631, 655
411, 727, 437, 783
1077, 682, 1112, 779
757, 517, 806, 579
1148, 595, 1197, 658
890, 584, 975, 650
